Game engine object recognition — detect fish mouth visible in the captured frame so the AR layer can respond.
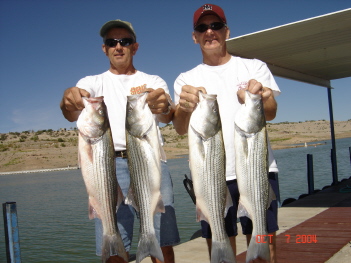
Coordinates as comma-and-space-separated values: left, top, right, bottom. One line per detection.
200, 92, 217, 100
126, 92, 150, 123
127, 92, 148, 105
245, 90, 261, 99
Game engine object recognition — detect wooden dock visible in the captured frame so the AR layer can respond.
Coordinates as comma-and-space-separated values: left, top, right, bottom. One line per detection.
131, 177, 351, 263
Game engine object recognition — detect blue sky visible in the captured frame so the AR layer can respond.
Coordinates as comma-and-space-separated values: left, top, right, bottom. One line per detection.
1, 0, 350, 133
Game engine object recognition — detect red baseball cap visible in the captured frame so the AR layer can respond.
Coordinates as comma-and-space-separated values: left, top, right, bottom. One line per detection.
193, 4, 227, 28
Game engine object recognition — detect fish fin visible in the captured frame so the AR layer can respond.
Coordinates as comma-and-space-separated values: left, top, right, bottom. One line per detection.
84, 143, 94, 164
267, 185, 276, 209
125, 188, 139, 212
237, 201, 250, 219
136, 233, 164, 263
246, 235, 270, 263
101, 233, 128, 263
224, 188, 233, 217
88, 198, 100, 219
116, 184, 124, 212
88, 204, 95, 219
211, 240, 236, 263
159, 143, 167, 162
156, 195, 165, 214
196, 206, 208, 223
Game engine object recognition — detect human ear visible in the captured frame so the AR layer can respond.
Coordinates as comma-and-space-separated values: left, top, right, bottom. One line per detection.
192, 32, 198, 44
132, 42, 139, 55
102, 44, 108, 56
226, 27, 230, 39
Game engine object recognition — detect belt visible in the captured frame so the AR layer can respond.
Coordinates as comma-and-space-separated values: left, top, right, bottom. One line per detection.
115, 150, 127, 159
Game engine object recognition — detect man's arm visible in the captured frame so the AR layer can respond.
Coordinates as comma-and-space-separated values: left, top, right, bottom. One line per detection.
172, 105, 192, 135
262, 90, 277, 121
60, 87, 90, 122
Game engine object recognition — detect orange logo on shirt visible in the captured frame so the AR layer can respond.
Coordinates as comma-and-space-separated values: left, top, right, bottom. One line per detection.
130, 84, 147, 95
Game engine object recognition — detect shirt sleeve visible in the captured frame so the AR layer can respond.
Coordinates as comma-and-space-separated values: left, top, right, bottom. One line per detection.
174, 73, 187, 104
76, 76, 98, 97
252, 59, 281, 98
149, 75, 169, 94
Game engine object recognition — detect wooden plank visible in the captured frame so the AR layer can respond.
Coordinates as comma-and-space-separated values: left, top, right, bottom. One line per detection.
236, 207, 351, 262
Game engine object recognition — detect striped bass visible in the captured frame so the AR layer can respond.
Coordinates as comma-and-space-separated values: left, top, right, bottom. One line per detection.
125, 92, 165, 263
188, 92, 236, 263
234, 90, 274, 262
77, 97, 127, 262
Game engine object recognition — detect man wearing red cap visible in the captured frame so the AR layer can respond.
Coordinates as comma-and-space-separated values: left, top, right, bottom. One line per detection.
173, 4, 280, 263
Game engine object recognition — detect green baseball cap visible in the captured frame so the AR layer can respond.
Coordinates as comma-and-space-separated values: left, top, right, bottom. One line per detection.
99, 19, 136, 40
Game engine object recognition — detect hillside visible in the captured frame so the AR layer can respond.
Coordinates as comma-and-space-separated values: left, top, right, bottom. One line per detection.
1, 120, 351, 173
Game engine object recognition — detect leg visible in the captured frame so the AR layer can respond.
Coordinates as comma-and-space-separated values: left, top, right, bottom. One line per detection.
151, 246, 175, 263
243, 173, 279, 263
106, 253, 129, 263
206, 238, 212, 259
245, 234, 251, 247
245, 234, 270, 263
269, 232, 276, 263
229, 235, 237, 256
205, 231, 236, 260
153, 162, 180, 261
96, 158, 134, 262
267, 173, 279, 263
202, 180, 240, 261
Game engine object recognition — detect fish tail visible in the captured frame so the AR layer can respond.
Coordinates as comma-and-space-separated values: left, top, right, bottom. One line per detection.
246, 235, 270, 263
136, 233, 164, 263
211, 240, 236, 263
101, 234, 128, 263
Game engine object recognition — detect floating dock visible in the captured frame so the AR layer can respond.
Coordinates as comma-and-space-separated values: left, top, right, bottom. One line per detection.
131, 177, 351, 263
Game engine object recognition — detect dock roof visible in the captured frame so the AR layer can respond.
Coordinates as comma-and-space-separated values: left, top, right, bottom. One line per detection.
226, 8, 351, 88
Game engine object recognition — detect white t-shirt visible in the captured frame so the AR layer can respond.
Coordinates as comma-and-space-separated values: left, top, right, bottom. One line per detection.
77, 70, 169, 156
174, 56, 281, 180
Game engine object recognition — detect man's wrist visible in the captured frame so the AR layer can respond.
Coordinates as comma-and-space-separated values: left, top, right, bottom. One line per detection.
162, 101, 172, 115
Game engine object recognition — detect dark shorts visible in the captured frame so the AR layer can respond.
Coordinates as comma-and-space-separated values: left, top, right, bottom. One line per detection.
201, 173, 279, 238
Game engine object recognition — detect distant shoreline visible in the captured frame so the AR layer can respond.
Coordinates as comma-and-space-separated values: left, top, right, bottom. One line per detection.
1, 120, 350, 173
2, 136, 351, 175
0, 166, 79, 176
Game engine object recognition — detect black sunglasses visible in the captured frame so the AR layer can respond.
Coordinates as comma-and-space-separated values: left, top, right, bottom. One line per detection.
194, 22, 226, 33
104, 38, 134, 47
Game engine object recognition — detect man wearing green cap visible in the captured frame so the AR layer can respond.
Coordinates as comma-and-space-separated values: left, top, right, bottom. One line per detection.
60, 19, 179, 263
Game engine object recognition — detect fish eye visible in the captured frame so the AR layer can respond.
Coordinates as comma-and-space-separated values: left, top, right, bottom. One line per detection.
98, 109, 104, 116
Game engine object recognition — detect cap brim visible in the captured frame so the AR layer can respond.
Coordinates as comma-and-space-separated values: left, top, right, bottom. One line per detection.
100, 21, 135, 38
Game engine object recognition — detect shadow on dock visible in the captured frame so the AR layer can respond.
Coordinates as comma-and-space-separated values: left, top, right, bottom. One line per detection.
283, 176, 351, 208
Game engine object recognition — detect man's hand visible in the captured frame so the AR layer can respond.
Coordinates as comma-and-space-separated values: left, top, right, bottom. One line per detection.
60, 87, 90, 122
172, 85, 207, 135
146, 88, 171, 115
237, 79, 277, 121
178, 85, 207, 113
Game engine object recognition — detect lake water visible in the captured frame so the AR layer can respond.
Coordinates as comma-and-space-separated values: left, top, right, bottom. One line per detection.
1, 137, 350, 262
